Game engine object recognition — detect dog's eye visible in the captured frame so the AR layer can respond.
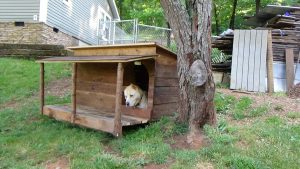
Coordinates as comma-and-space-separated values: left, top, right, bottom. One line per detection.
130, 95, 133, 97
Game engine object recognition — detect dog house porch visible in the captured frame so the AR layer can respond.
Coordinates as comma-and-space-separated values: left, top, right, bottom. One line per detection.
38, 55, 156, 137
37, 43, 178, 137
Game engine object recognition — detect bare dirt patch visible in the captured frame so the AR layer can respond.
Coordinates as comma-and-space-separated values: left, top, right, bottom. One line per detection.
0, 78, 71, 110
45, 78, 71, 97
45, 157, 70, 169
288, 83, 300, 98
217, 88, 300, 124
143, 162, 171, 169
0, 99, 20, 110
196, 162, 214, 169
167, 132, 209, 150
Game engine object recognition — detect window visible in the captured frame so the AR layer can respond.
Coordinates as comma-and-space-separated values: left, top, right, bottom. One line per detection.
98, 9, 111, 41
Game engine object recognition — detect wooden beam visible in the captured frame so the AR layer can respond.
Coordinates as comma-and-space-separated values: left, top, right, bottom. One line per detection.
40, 63, 44, 114
267, 31, 274, 93
114, 63, 124, 137
71, 63, 77, 123
285, 48, 295, 92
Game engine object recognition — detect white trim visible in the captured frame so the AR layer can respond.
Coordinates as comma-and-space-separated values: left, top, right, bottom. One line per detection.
107, 0, 120, 20
39, 0, 49, 22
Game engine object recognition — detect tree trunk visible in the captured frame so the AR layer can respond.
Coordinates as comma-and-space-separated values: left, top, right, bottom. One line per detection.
160, 0, 216, 143
213, 2, 221, 35
229, 0, 238, 29
256, 0, 261, 15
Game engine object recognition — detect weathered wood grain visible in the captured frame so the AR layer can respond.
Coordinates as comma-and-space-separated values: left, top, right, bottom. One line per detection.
40, 63, 44, 115
267, 31, 274, 93
155, 78, 178, 87
230, 30, 240, 89
71, 63, 77, 123
285, 48, 295, 92
114, 63, 124, 137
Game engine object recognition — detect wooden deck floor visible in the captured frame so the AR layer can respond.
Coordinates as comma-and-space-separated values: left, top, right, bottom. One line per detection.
43, 105, 149, 133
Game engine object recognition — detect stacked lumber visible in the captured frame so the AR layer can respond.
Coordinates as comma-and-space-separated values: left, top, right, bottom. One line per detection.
267, 10, 300, 62
212, 35, 234, 55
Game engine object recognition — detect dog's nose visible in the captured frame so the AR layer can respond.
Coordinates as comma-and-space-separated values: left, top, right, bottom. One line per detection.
126, 102, 129, 106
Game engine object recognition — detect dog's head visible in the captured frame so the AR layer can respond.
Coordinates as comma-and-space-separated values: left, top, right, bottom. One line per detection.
124, 84, 143, 107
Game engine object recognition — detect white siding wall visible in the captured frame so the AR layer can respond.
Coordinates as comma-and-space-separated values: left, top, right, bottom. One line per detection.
0, 0, 40, 21
46, 0, 114, 45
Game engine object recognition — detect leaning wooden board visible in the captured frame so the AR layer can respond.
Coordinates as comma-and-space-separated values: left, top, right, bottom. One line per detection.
230, 30, 268, 92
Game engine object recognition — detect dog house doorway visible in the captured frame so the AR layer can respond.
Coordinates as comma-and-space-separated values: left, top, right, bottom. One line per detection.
124, 62, 149, 90
122, 60, 154, 107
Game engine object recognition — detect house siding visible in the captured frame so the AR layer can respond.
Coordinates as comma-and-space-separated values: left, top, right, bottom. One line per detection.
0, 0, 40, 21
46, 0, 115, 45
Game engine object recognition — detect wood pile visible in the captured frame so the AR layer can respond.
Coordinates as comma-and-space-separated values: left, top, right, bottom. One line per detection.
267, 10, 300, 62
212, 35, 234, 55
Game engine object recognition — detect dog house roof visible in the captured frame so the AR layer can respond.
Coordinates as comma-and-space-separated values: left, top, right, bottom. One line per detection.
37, 55, 156, 63
68, 42, 176, 56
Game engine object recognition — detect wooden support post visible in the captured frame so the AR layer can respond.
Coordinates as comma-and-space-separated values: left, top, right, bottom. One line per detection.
114, 62, 124, 137
40, 63, 44, 114
285, 48, 295, 92
267, 30, 274, 93
71, 63, 77, 123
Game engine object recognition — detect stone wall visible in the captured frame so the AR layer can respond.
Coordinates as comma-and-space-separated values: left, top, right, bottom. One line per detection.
0, 22, 79, 47
0, 43, 71, 58
41, 23, 79, 47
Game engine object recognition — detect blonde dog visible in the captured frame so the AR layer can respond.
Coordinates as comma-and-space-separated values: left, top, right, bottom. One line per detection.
124, 84, 147, 108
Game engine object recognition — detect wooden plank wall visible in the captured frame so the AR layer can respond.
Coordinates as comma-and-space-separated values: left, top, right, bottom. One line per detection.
153, 53, 178, 120
77, 63, 117, 113
230, 30, 268, 92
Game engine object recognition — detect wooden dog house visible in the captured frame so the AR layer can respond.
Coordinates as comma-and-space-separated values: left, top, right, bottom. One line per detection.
37, 43, 178, 137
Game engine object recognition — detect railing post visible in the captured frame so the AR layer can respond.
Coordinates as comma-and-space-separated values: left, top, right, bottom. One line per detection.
40, 63, 44, 115
114, 62, 124, 137
112, 21, 116, 44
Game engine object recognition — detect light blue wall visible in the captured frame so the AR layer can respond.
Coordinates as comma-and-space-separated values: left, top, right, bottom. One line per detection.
46, 0, 115, 44
0, 0, 40, 21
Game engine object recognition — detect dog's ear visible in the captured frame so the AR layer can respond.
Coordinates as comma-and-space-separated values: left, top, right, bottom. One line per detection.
131, 84, 137, 90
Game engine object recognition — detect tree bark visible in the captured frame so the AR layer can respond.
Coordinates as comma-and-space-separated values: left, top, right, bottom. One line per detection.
229, 0, 238, 29
160, 0, 216, 140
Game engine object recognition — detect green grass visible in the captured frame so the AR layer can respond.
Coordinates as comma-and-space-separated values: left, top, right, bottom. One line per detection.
0, 58, 71, 104
215, 93, 269, 120
287, 112, 300, 119
1, 58, 299, 169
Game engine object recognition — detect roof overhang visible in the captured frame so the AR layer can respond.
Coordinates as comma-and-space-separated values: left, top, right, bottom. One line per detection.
108, 0, 120, 20
37, 55, 156, 63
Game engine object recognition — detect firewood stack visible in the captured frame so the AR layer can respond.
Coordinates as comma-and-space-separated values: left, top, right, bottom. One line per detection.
268, 10, 300, 62
212, 35, 234, 55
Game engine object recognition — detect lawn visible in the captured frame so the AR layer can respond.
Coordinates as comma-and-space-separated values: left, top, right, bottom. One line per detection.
0, 58, 299, 169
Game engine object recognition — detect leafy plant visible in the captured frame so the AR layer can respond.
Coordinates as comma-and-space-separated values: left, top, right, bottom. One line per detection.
214, 92, 236, 114
232, 97, 253, 120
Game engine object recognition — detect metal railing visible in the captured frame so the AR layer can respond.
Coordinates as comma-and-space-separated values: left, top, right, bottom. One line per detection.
97, 19, 176, 51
